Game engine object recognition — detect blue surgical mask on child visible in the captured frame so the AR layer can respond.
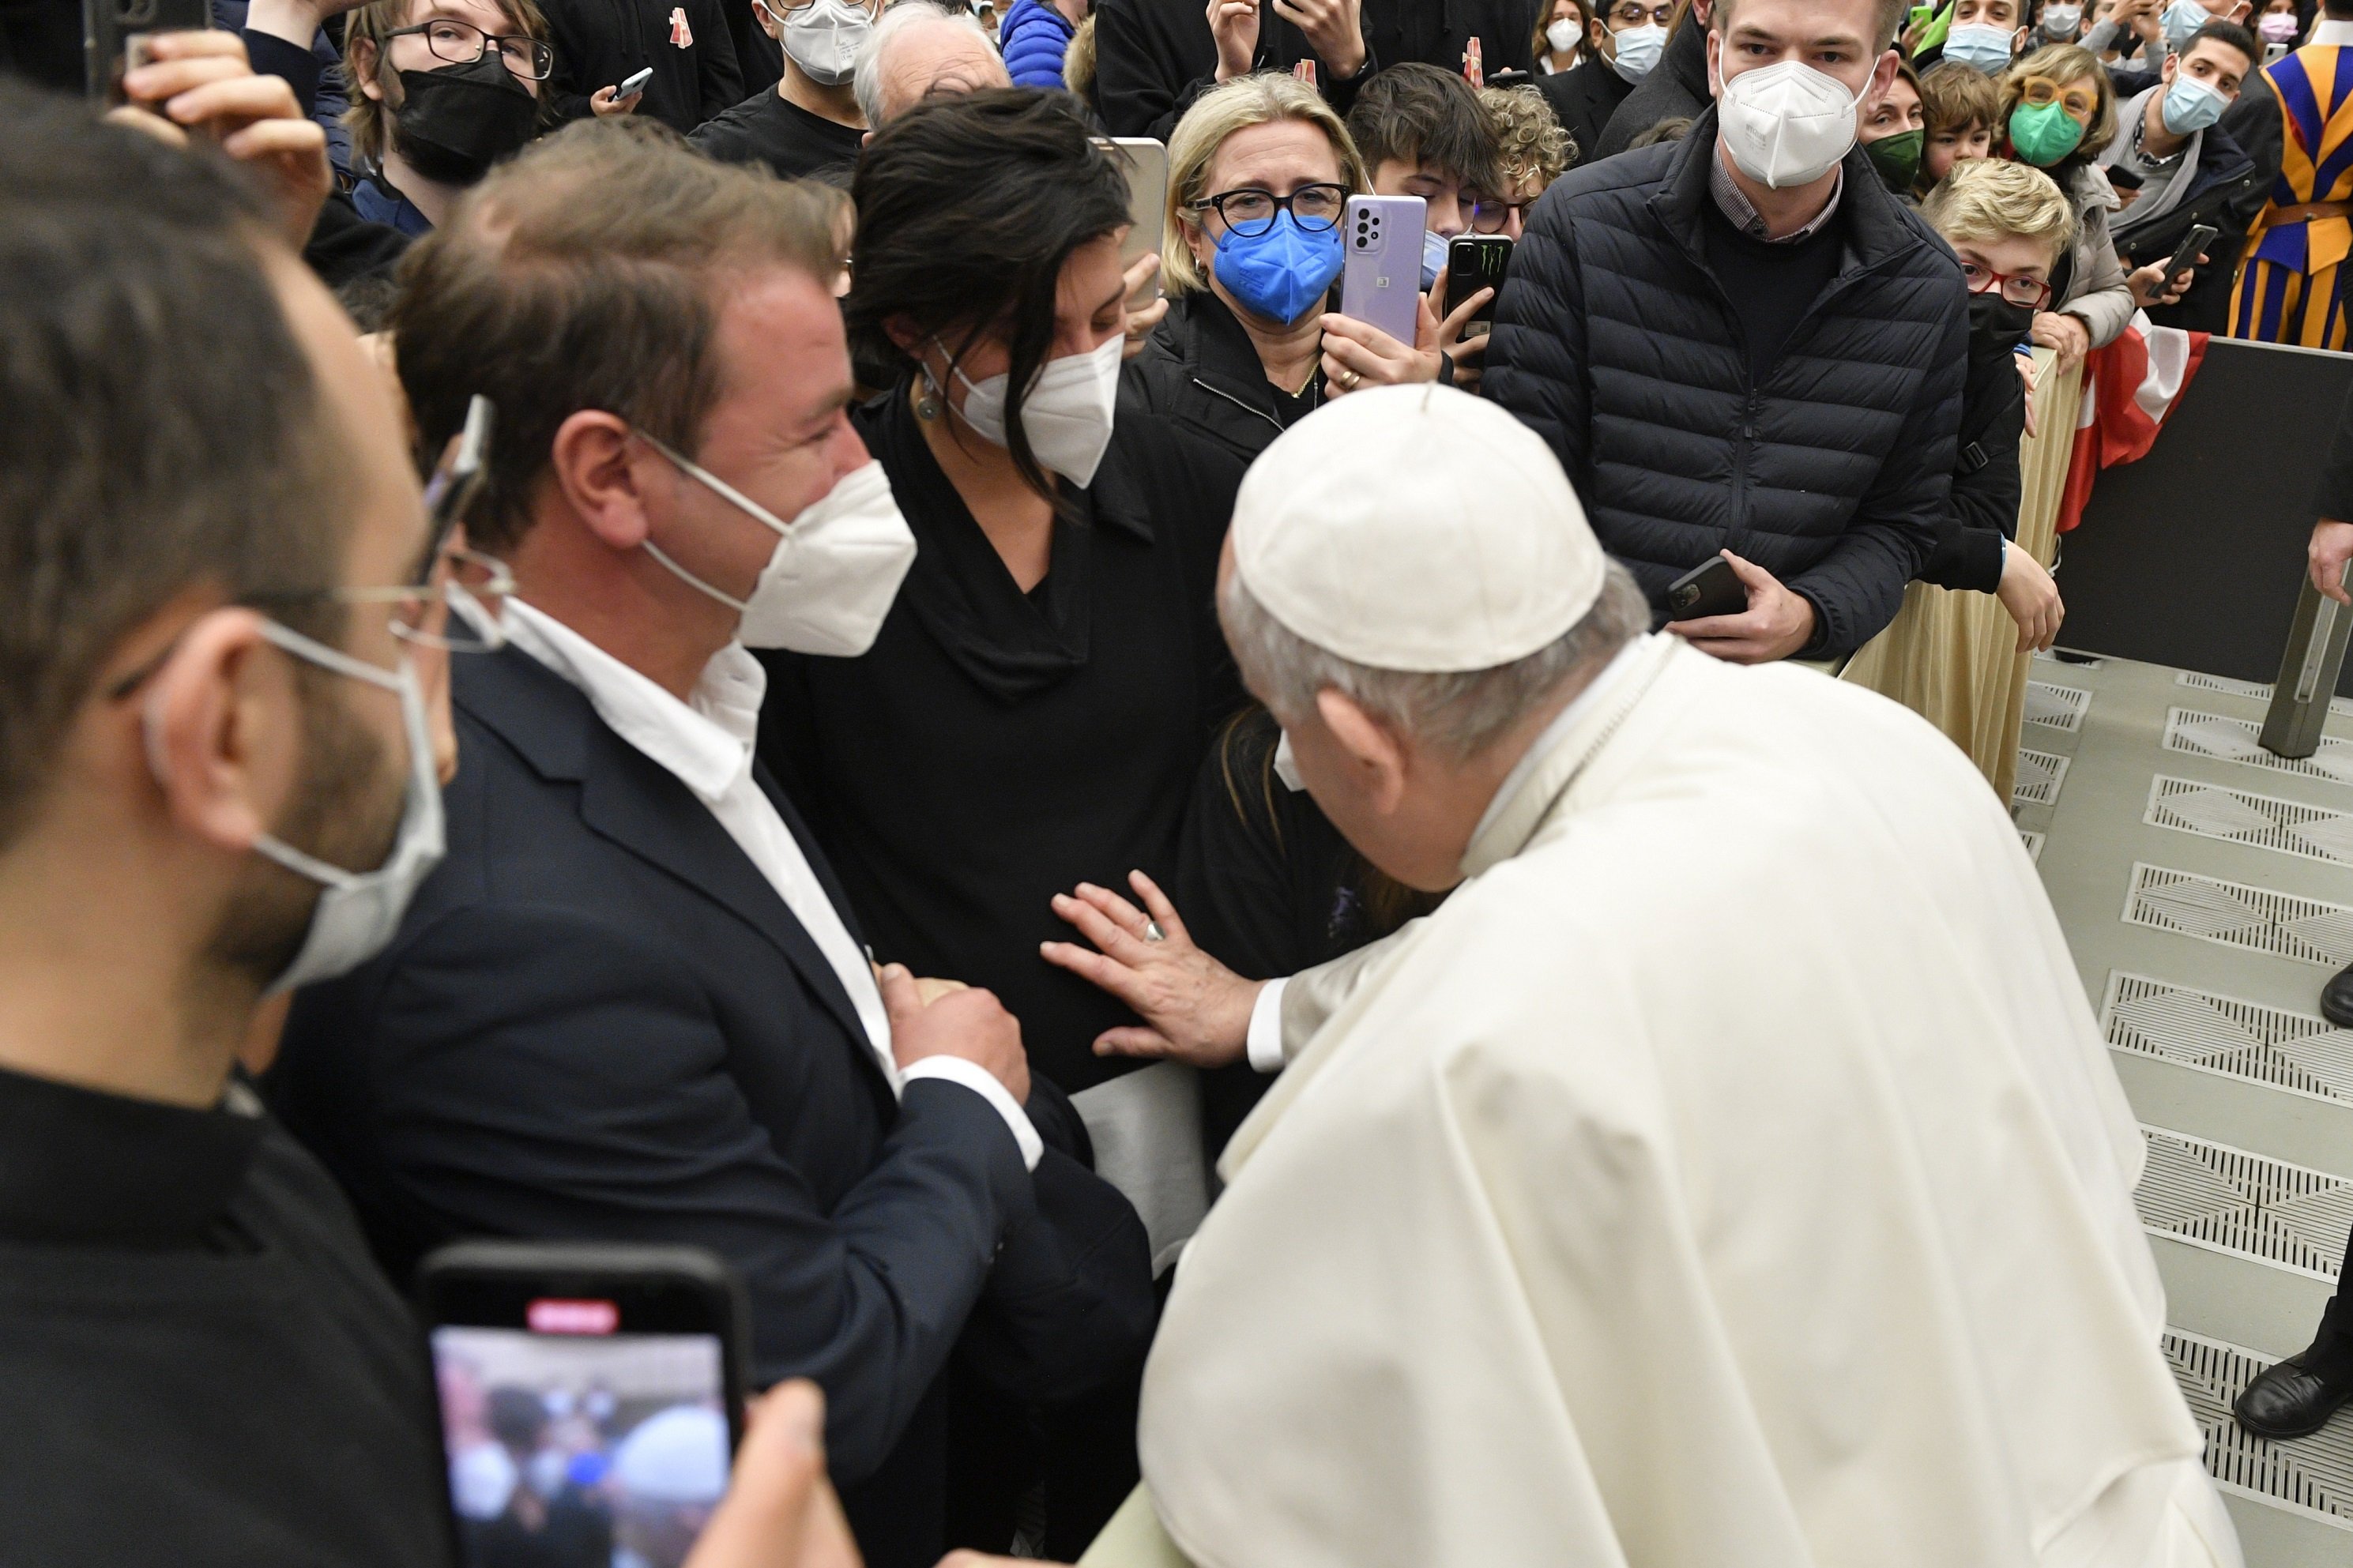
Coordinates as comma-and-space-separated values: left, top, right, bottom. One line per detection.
1211, 211, 1347, 325
1421, 227, 1450, 291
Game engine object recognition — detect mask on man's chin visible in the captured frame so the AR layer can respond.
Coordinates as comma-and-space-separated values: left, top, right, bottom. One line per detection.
390, 55, 537, 186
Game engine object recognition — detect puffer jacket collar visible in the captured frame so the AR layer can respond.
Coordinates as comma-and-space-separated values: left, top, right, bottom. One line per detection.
1650, 105, 1934, 297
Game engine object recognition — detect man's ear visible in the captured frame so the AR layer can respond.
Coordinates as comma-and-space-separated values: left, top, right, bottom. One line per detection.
548, 410, 660, 552
140, 607, 303, 855
1315, 688, 1410, 814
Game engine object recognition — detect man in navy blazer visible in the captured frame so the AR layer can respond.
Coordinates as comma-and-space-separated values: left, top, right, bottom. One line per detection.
265, 124, 1154, 1568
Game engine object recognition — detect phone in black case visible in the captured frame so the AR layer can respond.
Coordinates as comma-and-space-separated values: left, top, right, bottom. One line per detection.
82, 0, 210, 104
1445, 235, 1514, 338
419, 1241, 751, 1568
1666, 555, 1746, 622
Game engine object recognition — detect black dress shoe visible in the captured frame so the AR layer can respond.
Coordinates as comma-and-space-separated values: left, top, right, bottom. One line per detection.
2323, 965, 2353, 1028
2235, 1355, 2353, 1439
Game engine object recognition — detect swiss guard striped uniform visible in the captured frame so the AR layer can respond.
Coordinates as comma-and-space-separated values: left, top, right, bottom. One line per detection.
2232, 37, 2353, 350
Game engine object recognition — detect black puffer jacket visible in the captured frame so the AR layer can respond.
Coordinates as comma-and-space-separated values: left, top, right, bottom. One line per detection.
1485, 108, 1968, 656
1120, 290, 1323, 464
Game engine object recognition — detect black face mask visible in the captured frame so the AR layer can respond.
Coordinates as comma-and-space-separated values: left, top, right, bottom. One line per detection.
1967, 289, 2036, 359
391, 55, 536, 186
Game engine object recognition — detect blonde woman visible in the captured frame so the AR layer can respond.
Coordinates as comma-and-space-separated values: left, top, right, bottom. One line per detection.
1122, 72, 1489, 462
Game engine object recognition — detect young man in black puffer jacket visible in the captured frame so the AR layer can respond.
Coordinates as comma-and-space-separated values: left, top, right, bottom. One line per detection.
1485, 0, 1967, 662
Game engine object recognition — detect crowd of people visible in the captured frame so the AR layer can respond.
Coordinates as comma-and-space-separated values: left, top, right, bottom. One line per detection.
15, 0, 2353, 1563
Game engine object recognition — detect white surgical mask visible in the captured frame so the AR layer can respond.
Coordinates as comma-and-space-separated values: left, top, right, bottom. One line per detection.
935, 335, 1124, 488
1545, 17, 1583, 54
2161, 0, 2211, 51
157, 622, 447, 997
2041, 2, 2082, 37
639, 441, 917, 656
1717, 58, 1862, 190
778, 0, 871, 85
1609, 21, 1665, 81
1942, 21, 2016, 73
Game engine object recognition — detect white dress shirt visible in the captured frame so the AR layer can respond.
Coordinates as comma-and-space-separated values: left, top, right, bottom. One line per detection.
1244, 637, 1652, 1073
500, 600, 1041, 1168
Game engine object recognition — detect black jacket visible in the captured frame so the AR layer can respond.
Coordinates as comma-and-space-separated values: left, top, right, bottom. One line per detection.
2127, 88, 2275, 333
541, 0, 743, 133
1485, 109, 1967, 655
1094, 0, 1538, 141
0, 1066, 453, 1568
1917, 322, 2027, 595
1538, 52, 1635, 167
269, 644, 1154, 1568
1120, 289, 1323, 464
1590, 12, 1707, 161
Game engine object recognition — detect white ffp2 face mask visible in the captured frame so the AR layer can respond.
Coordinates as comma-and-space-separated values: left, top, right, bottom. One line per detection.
939, 334, 1124, 489
1717, 58, 1863, 190
151, 621, 447, 997
1545, 17, 1583, 54
639, 439, 917, 656
777, 0, 871, 85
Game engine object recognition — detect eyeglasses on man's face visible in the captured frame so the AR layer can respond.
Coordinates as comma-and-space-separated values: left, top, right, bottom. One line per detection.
386, 17, 555, 81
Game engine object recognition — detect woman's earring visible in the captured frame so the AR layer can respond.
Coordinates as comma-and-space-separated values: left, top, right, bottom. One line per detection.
915, 380, 942, 421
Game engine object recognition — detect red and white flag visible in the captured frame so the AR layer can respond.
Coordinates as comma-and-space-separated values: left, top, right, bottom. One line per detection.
2054, 310, 2208, 533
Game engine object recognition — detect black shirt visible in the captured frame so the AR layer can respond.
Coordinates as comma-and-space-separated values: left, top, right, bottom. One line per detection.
0, 1063, 452, 1568
691, 87, 864, 181
540, 0, 744, 134
759, 385, 1247, 1093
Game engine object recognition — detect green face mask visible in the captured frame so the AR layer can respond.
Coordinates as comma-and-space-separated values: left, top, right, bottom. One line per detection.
1865, 128, 1924, 193
2008, 100, 2085, 167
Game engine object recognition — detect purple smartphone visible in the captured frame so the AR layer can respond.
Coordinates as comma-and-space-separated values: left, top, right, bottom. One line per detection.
1338, 194, 1426, 348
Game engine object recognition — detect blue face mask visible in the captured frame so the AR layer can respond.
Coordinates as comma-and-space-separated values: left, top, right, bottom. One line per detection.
2162, 0, 2211, 51
1942, 21, 2016, 73
1421, 226, 1450, 291
2160, 71, 2228, 133
1211, 209, 1346, 325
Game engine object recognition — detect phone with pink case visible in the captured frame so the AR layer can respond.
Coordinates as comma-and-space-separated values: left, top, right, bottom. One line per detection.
1338, 194, 1426, 349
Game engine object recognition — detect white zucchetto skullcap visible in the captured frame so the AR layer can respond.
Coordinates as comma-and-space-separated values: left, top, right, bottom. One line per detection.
1230, 384, 1606, 673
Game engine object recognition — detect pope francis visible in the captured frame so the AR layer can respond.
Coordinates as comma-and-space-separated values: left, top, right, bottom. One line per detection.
1077, 386, 2239, 1568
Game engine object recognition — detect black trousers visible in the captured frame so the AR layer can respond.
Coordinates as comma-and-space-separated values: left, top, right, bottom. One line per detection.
2314, 1224, 2353, 1374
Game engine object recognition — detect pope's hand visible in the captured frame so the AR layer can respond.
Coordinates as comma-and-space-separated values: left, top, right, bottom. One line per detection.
1041, 870, 1259, 1068
1664, 551, 1817, 664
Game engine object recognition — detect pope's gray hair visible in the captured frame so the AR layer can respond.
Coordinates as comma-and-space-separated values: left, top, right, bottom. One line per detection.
1220, 558, 1651, 762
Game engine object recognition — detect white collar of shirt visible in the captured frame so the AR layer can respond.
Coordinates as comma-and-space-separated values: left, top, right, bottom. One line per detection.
494, 600, 1044, 1171
500, 600, 762, 807
2314, 19, 2353, 45
1470, 635, 1650, 846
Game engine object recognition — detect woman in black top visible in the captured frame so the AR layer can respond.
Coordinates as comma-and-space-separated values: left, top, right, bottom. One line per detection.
758, 89, 1246, 1101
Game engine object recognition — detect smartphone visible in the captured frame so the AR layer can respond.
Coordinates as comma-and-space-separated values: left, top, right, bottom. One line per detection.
1339, 194, 1426, 348
82, 0, 210, 105
1666, 555, 1746, 622
1096, 136, 1169, 295
1445, 235, 1512, 338
420, 1241, 751, 1568
421, 394, 493, 569
2159, 221, 2221, 286
616, 65, 653, 96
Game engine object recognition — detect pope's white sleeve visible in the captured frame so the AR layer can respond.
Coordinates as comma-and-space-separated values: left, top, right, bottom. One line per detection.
900, 1058, 1045, 1170
1246, 979, 1291, 1074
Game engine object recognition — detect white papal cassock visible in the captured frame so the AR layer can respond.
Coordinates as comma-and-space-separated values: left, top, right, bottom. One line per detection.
1137, 633, 2238, 1568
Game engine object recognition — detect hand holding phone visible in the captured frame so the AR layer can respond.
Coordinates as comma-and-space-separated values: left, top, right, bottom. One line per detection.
1444, 235, 1511, 339
422, 1242, 751, 1568
1666, 555, 1746, 622
2159, 221, 2220, 288
1338, 194, 1425, 348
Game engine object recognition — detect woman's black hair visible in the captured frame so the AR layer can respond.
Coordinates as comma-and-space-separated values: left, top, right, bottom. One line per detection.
847, 88, 1131, 504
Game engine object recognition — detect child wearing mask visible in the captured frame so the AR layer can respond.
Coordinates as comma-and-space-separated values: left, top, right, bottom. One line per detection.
1846, 158, 2076, 779
1918, 58, 2002, 194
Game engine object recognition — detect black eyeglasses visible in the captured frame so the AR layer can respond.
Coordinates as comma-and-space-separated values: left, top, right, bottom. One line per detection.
1192, 182, 1350, 237
385, 18, 555, 81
